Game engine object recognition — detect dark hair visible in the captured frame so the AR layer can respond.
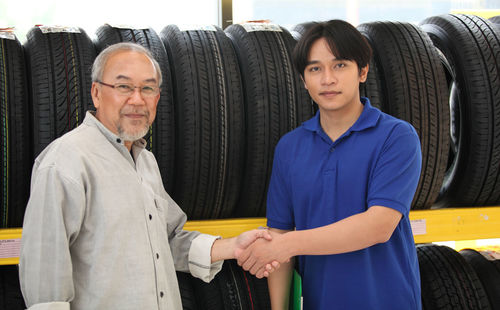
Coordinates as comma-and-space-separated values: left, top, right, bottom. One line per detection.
292, 19, 372, 77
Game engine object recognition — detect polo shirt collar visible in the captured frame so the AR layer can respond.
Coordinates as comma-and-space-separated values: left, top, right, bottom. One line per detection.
302, 97, 380, 134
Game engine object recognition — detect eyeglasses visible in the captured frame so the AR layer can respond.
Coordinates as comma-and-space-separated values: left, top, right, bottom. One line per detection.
97, 81, 160, 97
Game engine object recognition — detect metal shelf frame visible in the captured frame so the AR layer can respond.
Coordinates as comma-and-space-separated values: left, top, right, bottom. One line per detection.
2, 206, 499, 265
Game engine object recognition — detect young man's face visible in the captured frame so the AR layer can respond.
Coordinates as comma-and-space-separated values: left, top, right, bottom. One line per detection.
91, 50, 160, 141
303, 37, 368, 114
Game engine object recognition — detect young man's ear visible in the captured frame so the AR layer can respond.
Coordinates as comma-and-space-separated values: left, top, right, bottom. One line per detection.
300, 74, 308, 90
359, 64, 369, 83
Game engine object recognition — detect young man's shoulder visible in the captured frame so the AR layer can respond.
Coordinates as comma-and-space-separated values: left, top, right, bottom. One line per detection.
273, 123, 312, 161
280, 125, 307, 142
278, 115, 317, 144
377, 110, 418, 137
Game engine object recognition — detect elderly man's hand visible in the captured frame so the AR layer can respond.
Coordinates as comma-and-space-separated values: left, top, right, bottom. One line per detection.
235, 231, 291, 278
233, 229, 280, 277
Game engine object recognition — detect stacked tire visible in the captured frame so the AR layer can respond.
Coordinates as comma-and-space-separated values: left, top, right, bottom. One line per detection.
357, 21, 450, 210
460, 249, 500, 309
0, 265, 26, 309
3, 17, 499, 222
0, 34, 28, 308
1, 15, 500, 310
225, 23, 314, 217
419, 14, 500, 208
418, 244, 500, 309
0, 31, 30, 228
160, 25, 245, 219
489, 15, 500, 26
177, 260, 270, 309
24, 26, 96, 158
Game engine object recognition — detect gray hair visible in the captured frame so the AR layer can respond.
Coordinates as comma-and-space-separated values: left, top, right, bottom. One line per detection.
91, 42, 162, 86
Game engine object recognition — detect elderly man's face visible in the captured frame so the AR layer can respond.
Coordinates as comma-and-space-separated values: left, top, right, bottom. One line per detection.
91, 50, 160, 142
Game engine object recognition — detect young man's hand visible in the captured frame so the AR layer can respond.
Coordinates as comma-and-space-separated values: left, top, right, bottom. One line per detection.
234, 229, 281, 277
235, 230, 291, 278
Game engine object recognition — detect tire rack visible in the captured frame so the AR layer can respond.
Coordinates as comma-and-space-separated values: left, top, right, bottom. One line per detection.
1, 206, 499, 265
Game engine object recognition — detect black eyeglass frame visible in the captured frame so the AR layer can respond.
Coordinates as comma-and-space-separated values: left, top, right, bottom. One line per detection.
96, 80, 161, 96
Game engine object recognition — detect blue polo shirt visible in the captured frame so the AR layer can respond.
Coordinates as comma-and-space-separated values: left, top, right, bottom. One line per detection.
267, 98, 422, 310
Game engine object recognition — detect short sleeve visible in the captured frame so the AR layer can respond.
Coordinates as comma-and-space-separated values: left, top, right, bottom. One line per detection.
266, 140, 295, 230
367, 123, 422, 216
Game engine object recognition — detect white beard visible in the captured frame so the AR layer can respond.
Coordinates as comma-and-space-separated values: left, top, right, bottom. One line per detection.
117, 105, 151, 142
117, 124, 150, 142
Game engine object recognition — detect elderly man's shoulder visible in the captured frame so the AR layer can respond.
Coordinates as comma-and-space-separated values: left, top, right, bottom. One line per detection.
35, 123, 100, 169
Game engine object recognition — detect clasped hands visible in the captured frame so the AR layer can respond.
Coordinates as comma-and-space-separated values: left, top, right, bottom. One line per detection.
234, 229, 292, 278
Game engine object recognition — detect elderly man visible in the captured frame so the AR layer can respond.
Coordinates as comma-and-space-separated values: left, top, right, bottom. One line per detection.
19, 42, 273, 310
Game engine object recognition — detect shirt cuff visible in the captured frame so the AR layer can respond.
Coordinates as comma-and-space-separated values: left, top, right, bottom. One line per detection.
188, 234, 224, 283
27, 302, 70, 310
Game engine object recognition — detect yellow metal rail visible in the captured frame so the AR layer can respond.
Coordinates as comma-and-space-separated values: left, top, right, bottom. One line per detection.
0, 228, 22, 265
409, 207, 500, 243
450, 9, 500, 19
2, 207, 499, 265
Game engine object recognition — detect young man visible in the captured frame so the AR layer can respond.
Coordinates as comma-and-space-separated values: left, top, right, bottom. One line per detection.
236, 20, 422, 309
20, 42, 275, 310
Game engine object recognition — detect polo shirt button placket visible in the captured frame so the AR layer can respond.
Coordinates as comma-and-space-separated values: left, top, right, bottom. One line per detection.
330, 146, 335, 153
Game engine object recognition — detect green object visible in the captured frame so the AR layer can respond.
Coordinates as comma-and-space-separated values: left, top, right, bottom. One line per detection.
290, 270, 302, 310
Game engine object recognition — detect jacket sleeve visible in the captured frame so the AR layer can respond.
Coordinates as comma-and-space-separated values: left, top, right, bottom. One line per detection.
162, 192, 223, 283
19, 163, 86, 308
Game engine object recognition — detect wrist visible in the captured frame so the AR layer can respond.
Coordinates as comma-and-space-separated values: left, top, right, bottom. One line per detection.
211, 237, 233, 263
229, 237, 238, 259
281, 231, 297, 258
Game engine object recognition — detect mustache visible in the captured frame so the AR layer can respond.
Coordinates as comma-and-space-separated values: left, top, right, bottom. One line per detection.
119, 106, 150, 118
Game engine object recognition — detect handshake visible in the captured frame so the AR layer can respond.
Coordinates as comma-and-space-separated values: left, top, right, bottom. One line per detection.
232, 228, 292, 278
